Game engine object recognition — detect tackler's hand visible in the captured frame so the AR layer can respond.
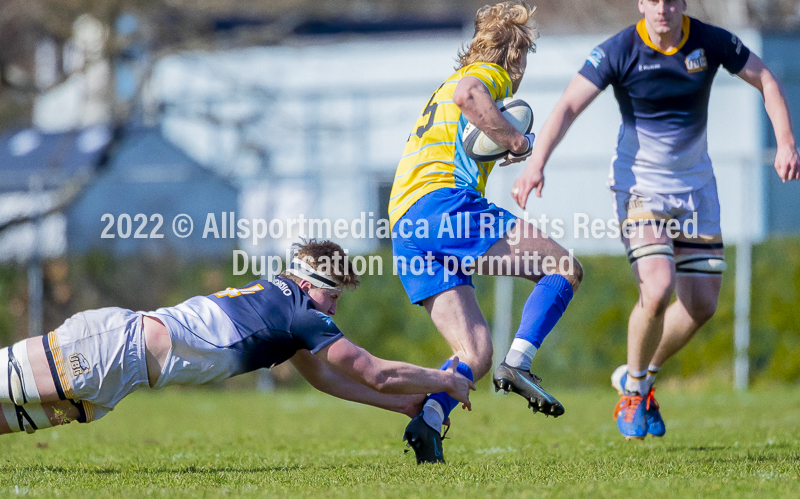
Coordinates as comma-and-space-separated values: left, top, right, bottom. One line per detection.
499, 133, 535, 166
445, 356, 476, 411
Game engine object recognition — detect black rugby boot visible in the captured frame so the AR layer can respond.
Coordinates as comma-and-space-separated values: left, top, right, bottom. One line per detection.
402, 415, 445, 464
493, 361, 565, 417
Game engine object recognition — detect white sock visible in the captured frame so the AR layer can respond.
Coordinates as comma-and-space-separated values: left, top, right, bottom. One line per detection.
504, 338, 538, 371
624, 369, 648, 395
421, 399, 444, 433
645, 365, 660, 392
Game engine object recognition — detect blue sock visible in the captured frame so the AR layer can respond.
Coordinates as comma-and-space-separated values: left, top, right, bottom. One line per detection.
421, 359, 473, 432
504, 274, 573, 371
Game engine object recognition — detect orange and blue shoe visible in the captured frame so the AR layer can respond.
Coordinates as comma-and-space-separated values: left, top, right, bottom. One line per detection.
613, 393, 648, 440
644, 387, 666, 437
611, 365, 666, 438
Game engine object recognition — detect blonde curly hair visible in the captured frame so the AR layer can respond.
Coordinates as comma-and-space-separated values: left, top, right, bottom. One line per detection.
456, 1, 539, 82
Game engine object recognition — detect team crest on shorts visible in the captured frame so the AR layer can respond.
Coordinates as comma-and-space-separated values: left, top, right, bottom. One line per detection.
627, 197, 644, 210
69, 353, 91, 377
685, 49, 708, 73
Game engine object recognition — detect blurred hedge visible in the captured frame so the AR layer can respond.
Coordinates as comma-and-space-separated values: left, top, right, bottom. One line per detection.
338, 238, 800, 389
0, 237, 797, 389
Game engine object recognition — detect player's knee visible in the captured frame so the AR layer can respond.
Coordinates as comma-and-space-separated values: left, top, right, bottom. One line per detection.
554, 254, 583, 292
639, 281, 674, 316
567, 257, 584, 291
686, 295, 718, 325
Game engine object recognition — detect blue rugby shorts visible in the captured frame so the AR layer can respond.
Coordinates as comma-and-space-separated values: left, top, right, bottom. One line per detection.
391, 187, 517, 304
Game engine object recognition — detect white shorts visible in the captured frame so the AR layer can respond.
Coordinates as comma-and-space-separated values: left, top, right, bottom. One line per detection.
612, 177, 723, 246
45, 308, 149, 422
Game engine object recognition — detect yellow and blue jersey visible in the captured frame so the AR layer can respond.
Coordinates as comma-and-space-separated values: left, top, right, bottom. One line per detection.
388, 62, 513, 228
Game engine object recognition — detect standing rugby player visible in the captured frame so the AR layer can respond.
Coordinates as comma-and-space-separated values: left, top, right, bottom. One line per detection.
389, 1, 582, 464
511, 0, 800, 440
0, 240, 474, 438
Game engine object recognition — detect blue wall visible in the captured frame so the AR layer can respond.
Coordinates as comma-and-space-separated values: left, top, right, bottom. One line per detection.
762, 34, 800, 235
67, 128, 238, 258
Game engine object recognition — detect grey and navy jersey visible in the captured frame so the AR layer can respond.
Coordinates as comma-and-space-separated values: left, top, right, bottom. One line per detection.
579, 16, 750, 193
149, 277, 343, 388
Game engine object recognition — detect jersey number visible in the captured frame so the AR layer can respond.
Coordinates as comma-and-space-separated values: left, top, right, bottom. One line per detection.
214, 284, 264, 298
415, 83, 444, 139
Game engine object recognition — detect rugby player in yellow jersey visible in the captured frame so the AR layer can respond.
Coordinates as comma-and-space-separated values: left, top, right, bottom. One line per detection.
389, 1, 583, 464
512, 0, 800, 440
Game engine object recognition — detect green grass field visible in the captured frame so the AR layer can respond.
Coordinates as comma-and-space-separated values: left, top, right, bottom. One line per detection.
1, 387, 799, 498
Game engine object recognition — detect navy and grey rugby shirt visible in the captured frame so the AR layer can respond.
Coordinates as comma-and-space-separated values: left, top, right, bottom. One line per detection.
150, 277, 343, 388
579, 16, 750, 193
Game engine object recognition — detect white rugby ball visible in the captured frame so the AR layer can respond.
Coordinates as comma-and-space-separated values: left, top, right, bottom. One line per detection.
462, 97, 533, 162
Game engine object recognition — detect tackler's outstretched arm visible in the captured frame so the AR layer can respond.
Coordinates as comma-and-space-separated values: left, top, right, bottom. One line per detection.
314, 338, 475, 411
289, 349, 424, 418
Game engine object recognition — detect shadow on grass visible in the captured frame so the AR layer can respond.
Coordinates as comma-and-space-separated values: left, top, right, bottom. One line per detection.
2, 465, 305, 474
668, 443, 800, 453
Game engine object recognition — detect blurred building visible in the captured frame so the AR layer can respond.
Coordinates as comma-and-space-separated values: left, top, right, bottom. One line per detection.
0, 125, 237, 262
0, 126, 109, 262
66, 126, 238, 258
